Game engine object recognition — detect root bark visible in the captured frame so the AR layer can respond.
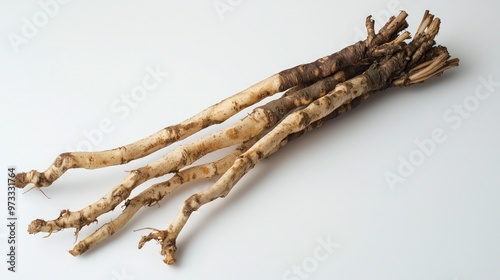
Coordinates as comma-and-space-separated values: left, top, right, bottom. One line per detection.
15, 10, 458, 265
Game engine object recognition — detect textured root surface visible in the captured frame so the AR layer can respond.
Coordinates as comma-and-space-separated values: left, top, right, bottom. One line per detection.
14, 10, 459, 266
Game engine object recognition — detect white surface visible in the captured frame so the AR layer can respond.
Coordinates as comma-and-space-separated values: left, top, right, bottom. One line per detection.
1, 1, 499, 279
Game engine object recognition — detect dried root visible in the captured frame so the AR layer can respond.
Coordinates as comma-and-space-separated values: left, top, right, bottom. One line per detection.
15, 10, 458, 265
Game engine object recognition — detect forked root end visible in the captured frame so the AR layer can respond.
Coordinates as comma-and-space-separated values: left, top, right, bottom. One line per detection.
138, 229, 177, 265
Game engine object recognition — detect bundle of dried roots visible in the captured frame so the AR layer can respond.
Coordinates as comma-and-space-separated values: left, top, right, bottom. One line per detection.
15, 10, 459, 265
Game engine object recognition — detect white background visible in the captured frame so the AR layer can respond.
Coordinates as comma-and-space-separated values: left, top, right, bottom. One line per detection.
1, 1, 499, 279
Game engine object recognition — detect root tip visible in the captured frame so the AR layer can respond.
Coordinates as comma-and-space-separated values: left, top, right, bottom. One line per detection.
138, 229, 178, 265
28, 219, 47, 234
165, 255, 176, 265
14, 172, 30, 188
68, 249, 79, 256
15, 170, 53, 190
162, 242, 178, 265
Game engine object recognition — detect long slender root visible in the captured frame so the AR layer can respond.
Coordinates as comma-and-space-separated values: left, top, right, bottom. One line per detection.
15, 10, 458, 265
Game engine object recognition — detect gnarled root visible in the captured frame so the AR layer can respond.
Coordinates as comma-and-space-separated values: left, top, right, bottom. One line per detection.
15, 10, 458, 265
